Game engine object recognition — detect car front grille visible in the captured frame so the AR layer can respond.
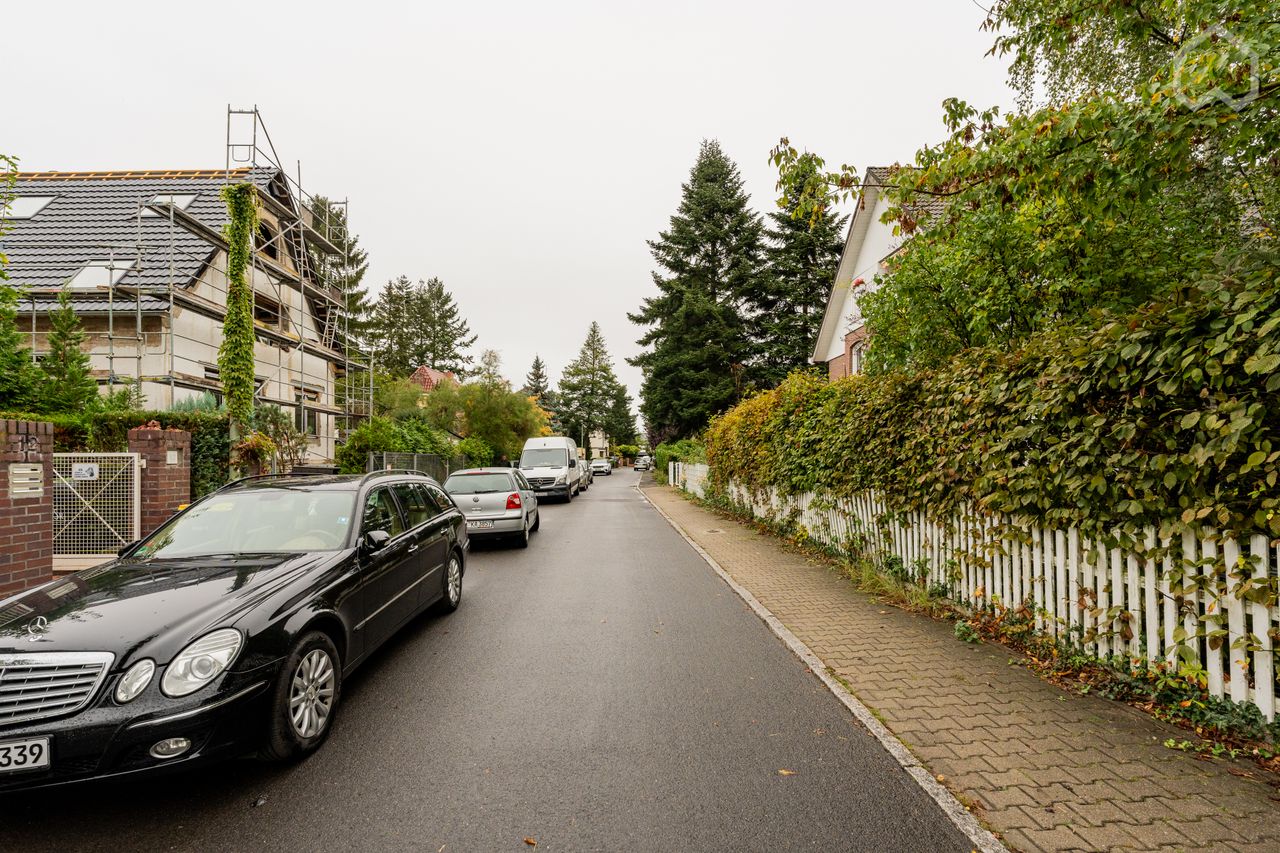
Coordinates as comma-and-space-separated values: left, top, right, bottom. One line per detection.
528, 477, 555, 488
0, 652, 115, 727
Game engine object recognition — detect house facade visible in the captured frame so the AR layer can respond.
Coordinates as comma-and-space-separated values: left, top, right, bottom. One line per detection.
810, 166, 903, 379
1, 167, 350, 461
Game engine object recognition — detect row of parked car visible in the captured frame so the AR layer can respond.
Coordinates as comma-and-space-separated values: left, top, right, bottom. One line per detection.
0, 436, 650, 793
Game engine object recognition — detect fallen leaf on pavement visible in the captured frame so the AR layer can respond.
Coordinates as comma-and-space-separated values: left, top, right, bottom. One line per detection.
778, 769, 796, 776
936, 775, 946, 783
524, 838, 537, 847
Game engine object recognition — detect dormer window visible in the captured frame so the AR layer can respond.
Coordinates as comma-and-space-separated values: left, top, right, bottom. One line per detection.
68, 259, 137, 288
4, 195, 57, 219
140, 193, 198, 217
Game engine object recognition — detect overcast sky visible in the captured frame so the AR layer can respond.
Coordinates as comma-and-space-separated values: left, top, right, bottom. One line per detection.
5, 0, 1013, 421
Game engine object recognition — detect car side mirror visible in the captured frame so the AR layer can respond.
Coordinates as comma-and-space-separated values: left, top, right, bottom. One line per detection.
569, 459, 577, 468
363, 529, 391, 552
117, 540, 138, 558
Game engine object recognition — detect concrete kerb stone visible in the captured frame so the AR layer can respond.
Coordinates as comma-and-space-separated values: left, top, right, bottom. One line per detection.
635, 482, 1007, 853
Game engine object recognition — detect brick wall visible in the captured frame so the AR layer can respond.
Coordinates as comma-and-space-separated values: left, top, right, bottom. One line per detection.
128, 424, 191, 539
0, 420, 54, 598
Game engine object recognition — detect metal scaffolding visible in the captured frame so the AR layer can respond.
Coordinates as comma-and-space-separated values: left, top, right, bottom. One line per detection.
18, 107, 373, 463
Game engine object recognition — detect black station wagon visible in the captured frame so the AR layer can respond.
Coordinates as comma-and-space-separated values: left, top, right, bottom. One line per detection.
0, 470, 468, 791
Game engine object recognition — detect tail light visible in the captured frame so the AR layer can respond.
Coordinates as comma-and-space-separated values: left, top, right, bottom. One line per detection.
506, 492, 522, 509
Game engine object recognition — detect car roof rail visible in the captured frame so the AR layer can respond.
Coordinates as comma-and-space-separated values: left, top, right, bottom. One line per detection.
359, 469, 428, 484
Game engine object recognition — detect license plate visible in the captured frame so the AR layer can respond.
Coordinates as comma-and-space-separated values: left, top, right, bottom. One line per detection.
0, 736, 51, 774
467, 520, 494, 530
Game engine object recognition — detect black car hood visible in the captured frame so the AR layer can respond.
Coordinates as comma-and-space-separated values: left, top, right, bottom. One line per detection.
0, 552, 335, 666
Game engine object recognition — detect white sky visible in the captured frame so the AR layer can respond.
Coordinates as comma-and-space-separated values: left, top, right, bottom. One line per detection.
4, 0, 1013, 420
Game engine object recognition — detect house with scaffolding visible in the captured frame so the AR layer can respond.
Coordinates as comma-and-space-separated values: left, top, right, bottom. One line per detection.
1, 158, 364, 464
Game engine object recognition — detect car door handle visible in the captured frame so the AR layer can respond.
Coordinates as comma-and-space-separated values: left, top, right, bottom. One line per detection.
407, 544, 419, 553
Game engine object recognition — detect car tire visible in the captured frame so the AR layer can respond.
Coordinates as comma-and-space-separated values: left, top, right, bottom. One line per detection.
515, 519, 530, 549
531, 511, 540, 532
436, 551, 463, 613
261, 630, 341, 763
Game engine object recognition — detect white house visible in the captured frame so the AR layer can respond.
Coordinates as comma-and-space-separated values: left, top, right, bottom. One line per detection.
1, 167, 352, 462
810, 166, 902, 379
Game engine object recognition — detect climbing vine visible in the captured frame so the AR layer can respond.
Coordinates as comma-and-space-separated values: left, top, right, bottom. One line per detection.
218, 183, 259, 433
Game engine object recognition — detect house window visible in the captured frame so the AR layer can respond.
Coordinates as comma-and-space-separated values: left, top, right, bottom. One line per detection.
295, 387, 320, 437
253, 295, 284, 328
257, 223, 279, 260
4, 195, 57, 219
850, 343, 866, 375
68, 259, 136, 288
140, 194, 198, 217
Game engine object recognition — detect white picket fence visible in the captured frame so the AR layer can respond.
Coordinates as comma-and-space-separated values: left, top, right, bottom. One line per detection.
670, 462, 1280, 720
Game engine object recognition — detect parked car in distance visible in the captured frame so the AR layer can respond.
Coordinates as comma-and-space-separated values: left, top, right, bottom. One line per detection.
580, 460, 593, 491
634, 456, 651, 471
0, 471, 468, 792
519, 436, 580, 501
590, 459, 612, 476
443, 468, 540, 548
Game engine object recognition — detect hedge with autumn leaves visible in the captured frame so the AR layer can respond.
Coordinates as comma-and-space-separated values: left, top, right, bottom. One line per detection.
705, 248, 1280, 548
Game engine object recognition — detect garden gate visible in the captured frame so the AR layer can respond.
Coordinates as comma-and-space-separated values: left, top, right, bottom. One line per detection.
51, 452, 141, 571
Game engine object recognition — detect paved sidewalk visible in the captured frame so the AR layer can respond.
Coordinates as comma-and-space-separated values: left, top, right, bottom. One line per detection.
643, 483, 1280, 853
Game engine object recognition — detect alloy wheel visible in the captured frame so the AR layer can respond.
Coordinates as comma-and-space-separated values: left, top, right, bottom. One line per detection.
447, 555, 462, 604
289, 648, 336, 739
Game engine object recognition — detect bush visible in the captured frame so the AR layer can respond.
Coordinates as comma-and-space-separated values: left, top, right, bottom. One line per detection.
457, 436, 494, 467
334, 414, 456, 474
336, 417, 403, 474
654, 438, 706, 484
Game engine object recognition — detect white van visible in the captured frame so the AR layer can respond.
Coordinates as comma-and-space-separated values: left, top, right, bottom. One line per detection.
519, 436, 581, 501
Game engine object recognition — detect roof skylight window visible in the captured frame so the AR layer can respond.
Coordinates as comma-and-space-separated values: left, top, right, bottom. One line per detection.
68, 259, 137, 288
140, 193, 198, 217
3, 195, 57, 219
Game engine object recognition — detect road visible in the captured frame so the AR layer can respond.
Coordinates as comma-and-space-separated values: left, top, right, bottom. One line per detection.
3, 472, 971, 852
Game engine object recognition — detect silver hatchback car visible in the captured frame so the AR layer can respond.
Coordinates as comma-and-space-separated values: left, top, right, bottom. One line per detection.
443, 468, 541, 548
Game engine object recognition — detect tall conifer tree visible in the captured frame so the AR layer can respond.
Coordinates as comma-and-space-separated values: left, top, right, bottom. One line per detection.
557, 322, 630, 447
751, 159, 847, 387
629, 140, 763, 442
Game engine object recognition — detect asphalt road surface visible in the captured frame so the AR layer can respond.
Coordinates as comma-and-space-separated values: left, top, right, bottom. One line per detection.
2, 472, 971, 852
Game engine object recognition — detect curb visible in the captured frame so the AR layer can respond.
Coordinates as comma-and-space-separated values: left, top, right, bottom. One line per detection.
637, 482, 1006, 853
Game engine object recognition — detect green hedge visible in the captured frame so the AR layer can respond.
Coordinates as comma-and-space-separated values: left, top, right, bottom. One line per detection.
706, 249, 1280, 547
0, 409, 232, 497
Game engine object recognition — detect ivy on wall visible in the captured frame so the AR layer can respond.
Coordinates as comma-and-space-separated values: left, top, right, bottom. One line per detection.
218, 183, 259, 432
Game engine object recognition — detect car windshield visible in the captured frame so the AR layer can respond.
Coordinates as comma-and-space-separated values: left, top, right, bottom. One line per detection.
132, 488, 357, 558
444, 473, 514, 494
520, 448, 567, 468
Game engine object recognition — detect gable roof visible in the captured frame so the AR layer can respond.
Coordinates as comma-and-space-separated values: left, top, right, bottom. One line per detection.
409, 365, 457, 393
0, 166, 279, 291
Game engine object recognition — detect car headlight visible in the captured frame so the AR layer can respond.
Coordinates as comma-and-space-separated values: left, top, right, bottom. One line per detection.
115, 659, 155, 703
554, 475, 566, 485
161, 628, 243, 698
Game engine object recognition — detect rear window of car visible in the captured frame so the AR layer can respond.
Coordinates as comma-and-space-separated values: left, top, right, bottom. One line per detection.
444, 473, 514, 494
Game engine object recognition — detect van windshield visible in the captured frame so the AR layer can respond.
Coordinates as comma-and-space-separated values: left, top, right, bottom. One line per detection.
520, 448, 568, 468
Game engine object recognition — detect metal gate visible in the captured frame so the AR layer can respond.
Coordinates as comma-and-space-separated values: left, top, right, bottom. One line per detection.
52, 453, 141, 565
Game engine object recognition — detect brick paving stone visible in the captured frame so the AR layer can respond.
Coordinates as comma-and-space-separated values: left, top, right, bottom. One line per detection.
644, 484, 1280, 853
